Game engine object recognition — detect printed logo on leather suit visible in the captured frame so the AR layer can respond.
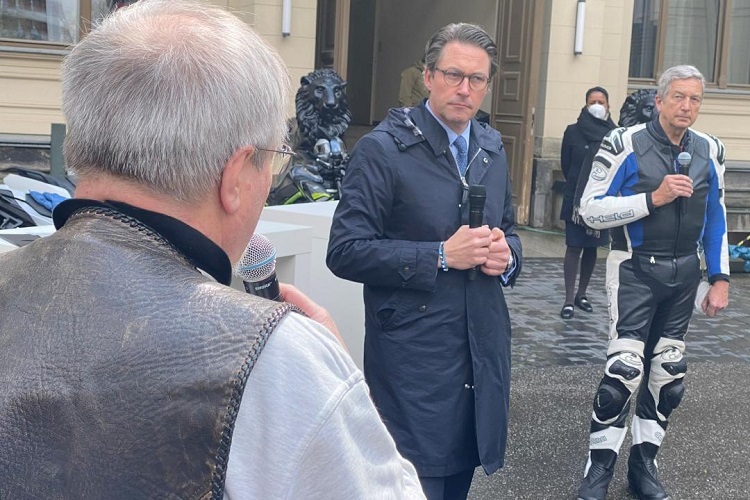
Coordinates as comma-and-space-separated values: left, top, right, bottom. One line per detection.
599, 128, 626, 156
591, 435, 608, 445
591, 166, 607, 181
586, 210, 635, 224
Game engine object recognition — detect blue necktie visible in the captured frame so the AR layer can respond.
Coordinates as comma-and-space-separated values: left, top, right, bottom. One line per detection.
454, 135, 468, 176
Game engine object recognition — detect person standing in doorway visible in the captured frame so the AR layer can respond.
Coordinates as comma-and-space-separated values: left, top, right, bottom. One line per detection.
399, 58, 430, 107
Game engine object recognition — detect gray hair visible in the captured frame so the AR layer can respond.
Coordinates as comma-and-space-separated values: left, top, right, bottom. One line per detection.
62, 0, 291, 201
657, 65, 705, 98
424, 23, 500, 79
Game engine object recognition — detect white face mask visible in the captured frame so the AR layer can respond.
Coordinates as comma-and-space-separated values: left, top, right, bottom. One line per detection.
587, 103, 608, 120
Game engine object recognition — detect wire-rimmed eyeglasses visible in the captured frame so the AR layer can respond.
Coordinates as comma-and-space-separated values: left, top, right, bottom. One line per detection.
256, 144, 296, 175
434, 67, 490, 91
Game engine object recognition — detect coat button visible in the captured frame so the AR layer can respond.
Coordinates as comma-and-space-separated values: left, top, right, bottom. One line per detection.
483, 157, 489, 164
418, 305, 427, 312
403, 266, 410, 272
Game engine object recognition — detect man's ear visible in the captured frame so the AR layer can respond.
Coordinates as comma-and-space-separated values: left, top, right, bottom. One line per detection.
423, 67, 433, 92
654, 95, 663, 114
219, 146, 254, 215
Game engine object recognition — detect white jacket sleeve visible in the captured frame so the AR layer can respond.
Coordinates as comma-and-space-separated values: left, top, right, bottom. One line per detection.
579, 126, 651, 230
223, 313, 425, 500
286, 372, 425, 499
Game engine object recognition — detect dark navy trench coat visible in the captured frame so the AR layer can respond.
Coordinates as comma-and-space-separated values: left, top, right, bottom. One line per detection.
326, 104, 522, 477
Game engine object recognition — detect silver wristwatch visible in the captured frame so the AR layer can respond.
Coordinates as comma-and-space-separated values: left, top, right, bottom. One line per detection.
505, 251, 514, 273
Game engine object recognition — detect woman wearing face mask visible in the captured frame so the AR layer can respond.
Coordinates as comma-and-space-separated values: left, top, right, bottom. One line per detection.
559, 86, 616, 319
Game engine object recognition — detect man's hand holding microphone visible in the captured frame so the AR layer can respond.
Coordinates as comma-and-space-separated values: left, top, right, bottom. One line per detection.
441, 226, 512, 277
236, 233, 346, 350
652, 152, 693, 209
439, 184, 513, 277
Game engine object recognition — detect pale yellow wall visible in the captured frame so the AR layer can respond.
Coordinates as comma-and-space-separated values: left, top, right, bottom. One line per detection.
0, 0, 316, 135
692, 94, 750, 162
0, 54, 66, 135
536, 0, 633, 158
232, 0, 317, 117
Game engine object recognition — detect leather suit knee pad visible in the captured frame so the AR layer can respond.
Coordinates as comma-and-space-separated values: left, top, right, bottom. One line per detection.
648, 346, 687, 420
593, 352, 643, 424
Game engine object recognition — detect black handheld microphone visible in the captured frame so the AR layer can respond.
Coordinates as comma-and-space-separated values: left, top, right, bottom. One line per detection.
467, 184, 486, 281
234, 233, 282, 301
677, 151, 691, 215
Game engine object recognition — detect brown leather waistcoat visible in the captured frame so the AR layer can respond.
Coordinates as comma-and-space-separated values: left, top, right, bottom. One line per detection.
0, 208, 291, 499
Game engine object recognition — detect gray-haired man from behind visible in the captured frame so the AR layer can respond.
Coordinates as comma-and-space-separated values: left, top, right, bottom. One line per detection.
0, 1, 424, 498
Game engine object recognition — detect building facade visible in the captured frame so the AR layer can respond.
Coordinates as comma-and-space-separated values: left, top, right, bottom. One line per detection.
2, 0, 749, 231
532, 0, 750, 233
0, 0, 318, 133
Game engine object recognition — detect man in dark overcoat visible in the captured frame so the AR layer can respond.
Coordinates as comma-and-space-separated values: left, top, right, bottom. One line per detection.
327, 22, 522, 500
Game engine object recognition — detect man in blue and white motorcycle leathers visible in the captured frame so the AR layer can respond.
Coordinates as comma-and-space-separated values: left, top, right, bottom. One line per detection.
575, 65, 730, 500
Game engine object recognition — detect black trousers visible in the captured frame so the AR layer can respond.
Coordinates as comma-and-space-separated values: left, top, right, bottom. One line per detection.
602, 251, 700, 429
606, 251, 700, 357
418, 468, 475, 500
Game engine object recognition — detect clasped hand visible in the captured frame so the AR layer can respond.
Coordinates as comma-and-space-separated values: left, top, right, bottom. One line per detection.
443, 225, 511, 276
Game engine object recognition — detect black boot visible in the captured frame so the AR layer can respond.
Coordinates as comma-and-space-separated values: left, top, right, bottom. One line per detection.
577, 449, 618, 500
627, 443, 669, 500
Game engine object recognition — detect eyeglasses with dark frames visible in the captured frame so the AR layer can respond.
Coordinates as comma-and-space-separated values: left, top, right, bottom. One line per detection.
434, 67, 490, 91
256, 144, 296, 175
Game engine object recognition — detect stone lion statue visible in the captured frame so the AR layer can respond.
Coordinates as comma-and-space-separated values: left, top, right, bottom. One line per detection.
293, 69, 352, 153
618, 88, 658, 127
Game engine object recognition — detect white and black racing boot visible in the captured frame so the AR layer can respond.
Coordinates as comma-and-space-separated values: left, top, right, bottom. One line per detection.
577, 449, 618, 500
627, 443, 669, 500
577, 424, 628, 500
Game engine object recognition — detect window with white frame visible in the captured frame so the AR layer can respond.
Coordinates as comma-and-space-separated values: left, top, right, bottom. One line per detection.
629, 0, 750, 87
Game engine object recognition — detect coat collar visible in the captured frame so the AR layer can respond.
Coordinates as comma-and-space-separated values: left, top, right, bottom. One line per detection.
379, 103, 504, 158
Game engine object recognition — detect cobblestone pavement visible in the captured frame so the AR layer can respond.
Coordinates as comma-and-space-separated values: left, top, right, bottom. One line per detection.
507, 258, 750, 368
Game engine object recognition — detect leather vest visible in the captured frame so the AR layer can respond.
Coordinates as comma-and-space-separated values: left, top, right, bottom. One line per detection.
0, 207, 291, 499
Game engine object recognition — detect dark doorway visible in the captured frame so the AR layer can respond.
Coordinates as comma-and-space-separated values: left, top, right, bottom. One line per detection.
346, 0, 376, 125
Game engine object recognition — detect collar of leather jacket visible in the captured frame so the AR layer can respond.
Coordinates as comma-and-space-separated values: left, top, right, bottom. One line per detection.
54, 198, 232, 285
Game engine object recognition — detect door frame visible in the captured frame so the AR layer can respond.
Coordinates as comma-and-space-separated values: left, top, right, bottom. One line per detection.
491, 0, 544, 225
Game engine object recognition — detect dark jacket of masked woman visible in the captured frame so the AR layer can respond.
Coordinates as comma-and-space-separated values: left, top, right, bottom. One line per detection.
560, 107, 616, 222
